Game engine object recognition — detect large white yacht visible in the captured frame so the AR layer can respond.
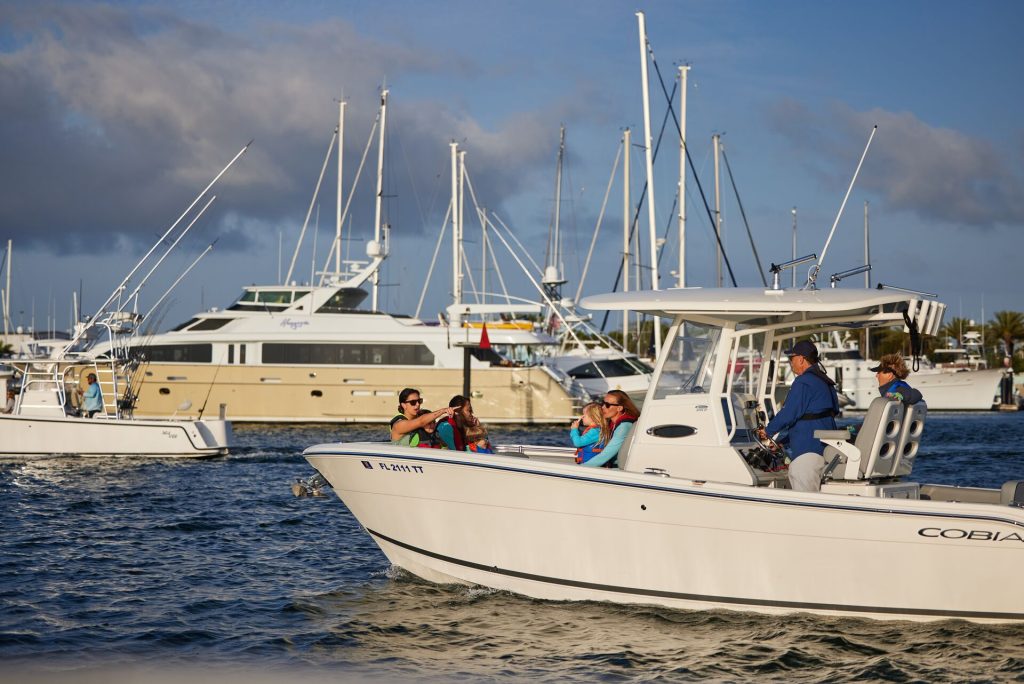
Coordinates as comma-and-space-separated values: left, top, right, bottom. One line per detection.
808, 333, 1006, 410
304, 286, 1024, 623
116, 281, 582, 423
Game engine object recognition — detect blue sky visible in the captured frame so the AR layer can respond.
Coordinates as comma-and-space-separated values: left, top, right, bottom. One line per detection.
1, 0, 1022, 335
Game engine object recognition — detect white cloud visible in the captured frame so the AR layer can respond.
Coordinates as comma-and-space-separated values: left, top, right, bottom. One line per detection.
769, 99, 1024, 229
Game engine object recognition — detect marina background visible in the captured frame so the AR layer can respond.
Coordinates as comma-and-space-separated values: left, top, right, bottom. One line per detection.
1, 1, 1023, 337
3, 414, 1023, 682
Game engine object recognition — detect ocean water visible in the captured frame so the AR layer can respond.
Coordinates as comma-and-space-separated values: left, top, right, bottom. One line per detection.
2, 414, 1024, 682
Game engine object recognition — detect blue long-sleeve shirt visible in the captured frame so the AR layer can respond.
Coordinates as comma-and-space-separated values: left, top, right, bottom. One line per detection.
766, 371, 838, 457
83, 382, 103, 412
569, 425, 601, 448
579, 421, 633, 468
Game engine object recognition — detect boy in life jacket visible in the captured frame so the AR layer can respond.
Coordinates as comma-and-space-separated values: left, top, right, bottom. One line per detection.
570, 402, 612, 464
415, 409, 446, 448
464, 424, 494, 454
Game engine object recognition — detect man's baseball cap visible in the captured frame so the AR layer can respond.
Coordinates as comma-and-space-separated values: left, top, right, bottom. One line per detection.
783, 340, 818, 359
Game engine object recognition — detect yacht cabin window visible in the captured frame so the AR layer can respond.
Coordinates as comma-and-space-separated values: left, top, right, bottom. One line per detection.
652, 323, 722, 400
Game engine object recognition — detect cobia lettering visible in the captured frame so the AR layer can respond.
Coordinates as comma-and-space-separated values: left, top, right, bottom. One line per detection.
918, 527, 1024, 542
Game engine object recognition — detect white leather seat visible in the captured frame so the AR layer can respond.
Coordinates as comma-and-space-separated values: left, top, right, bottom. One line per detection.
815, 397, 904, 481
891, 401, 927, 478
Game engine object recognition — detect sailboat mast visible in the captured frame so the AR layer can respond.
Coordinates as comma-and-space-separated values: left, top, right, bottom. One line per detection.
450, 142, 460, 314
678, 65, 690, 289
371, 89, 388, 311
864, 200, 871, 359
459, 150, 467, 309
553, 125, 565, 281
791, 207, 798, 288
3, 239, 10, 337
336, 100, 346, 276
622, 128, 631, 349
713, 133, 722, 287
636, 11, 661, 356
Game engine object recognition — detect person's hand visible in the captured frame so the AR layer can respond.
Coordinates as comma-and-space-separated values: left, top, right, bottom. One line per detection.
571, 418, 580, 429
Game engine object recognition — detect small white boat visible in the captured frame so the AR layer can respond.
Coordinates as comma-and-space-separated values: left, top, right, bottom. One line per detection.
305, 286, 1024, 623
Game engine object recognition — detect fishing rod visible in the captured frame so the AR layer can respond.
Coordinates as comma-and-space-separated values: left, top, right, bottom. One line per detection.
121, 194, 217, 314
63, 140, 251, 353
805, 125, 878, 289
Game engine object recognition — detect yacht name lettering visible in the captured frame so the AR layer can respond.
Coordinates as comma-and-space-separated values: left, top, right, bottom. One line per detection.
376, 462, 424, 474
280, 318, 310, 330
918, 527, 1024, 542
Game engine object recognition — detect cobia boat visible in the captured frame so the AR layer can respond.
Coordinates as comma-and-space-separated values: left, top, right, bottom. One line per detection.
304, 286, 1024, 622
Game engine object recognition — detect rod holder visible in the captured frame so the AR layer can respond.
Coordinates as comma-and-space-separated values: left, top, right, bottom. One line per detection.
829, 264, 872, 288
769, 253, 817, 290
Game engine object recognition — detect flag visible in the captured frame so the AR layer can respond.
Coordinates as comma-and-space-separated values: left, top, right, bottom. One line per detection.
479, 322, 491, 349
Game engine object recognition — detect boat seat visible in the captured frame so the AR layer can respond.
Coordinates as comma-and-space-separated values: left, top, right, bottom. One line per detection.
891, 401, 927, 478
815, 397, 904, 481
1001, 480, 1024, 506
615, 424, 638, 470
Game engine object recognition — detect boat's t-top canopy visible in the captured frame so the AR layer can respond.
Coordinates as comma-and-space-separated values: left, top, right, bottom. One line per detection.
582, 287, 945, 338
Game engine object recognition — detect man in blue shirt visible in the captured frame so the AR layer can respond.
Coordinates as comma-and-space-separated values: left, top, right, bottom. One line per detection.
79, 373, 104, 418
757, 340, 839, 492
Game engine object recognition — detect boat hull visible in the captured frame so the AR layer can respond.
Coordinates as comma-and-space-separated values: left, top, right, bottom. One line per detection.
306, 444, 1024, 623
0, 414, 232, 458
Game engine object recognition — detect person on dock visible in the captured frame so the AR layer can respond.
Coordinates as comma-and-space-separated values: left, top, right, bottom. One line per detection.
578, 390, 640, 468
390, 388, 453, 446
757, 340, 840, 492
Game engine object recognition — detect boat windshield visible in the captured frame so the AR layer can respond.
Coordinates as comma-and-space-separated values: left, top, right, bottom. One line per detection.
491, 343, 540, 366
652, 322, 722, 399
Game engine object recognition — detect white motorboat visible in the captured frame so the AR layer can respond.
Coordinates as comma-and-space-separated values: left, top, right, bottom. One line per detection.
2, 315, 233, 459
305, 286, 1024, 623
808, 333, 1005, 411
0, 147, 242, 459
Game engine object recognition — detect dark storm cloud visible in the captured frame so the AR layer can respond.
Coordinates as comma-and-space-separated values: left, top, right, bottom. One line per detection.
0, 3, 571, 254
768, 99, 1024, 229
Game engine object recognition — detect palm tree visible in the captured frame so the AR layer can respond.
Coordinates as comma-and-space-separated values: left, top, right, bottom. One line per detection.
0, 339, 12, 357
988, 310, 1024, 359
938, 317, 977, 347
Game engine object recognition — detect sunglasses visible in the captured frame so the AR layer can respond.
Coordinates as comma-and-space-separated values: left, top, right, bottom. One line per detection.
404, 398, 423, 405
602, 401, 621, 408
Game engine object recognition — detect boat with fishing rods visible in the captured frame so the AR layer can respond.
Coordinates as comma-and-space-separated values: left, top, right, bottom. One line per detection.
303, 279, 1024, 623
111, 93, 584, 424
0, 147, 244, 458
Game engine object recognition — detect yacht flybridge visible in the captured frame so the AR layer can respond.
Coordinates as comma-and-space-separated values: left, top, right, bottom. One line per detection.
305, 287, 1024, 622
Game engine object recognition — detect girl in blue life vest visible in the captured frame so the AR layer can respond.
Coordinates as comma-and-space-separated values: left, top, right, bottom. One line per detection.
571, 402, 612, 464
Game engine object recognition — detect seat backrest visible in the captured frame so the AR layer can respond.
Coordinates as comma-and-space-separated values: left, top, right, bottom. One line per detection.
615, 423, 639, 471
824, 397, 903, 481
891, 401, 927, 478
